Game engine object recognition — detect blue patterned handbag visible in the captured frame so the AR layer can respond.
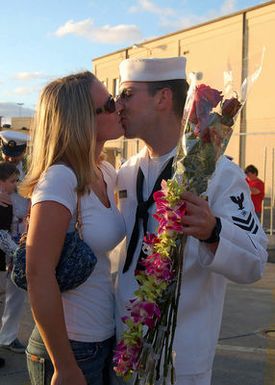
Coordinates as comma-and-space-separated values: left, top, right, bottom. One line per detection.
11, 196, 97, 292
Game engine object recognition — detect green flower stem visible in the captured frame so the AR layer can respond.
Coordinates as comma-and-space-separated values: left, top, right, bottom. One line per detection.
168, 236, 186, 384
163, 301, 174, 378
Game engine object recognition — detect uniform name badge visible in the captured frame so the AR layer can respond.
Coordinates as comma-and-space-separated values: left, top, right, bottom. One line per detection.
119, 190, 127, 199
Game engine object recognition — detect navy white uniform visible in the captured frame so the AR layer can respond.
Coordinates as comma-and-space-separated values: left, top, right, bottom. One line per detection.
114, 147, 268, 383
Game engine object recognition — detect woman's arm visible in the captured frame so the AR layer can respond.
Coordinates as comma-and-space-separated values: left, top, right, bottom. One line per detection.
26, 201, 86, 385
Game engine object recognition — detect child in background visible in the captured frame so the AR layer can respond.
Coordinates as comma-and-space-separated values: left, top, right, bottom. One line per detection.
245, 164, 265, 219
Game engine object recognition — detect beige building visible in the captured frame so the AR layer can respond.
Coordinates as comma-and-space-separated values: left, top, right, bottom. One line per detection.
0, 117, 31, 138
10, 117, 32, 131
93, 1, 275, 197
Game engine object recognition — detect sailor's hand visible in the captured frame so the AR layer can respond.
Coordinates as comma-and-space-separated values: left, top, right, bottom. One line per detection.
180, 192, 216, 240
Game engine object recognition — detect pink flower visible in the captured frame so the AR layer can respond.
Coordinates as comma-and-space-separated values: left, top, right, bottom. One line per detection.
174, 201, 187, 217
142, 233, 160, 257
153, 190, 169, 213
113, 339, 142, 376
153, 189, 166, 201
143, 233, 159, 246
142, 253, 174, 281
128, 299, 161, 329
153, 201, 187, 234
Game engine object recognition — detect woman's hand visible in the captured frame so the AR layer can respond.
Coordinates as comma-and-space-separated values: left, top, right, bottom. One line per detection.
51, 365, 87, 385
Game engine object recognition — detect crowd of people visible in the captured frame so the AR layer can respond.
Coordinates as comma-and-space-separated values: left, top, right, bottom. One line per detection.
0, 130, 30, 368
0, 57, 268, 385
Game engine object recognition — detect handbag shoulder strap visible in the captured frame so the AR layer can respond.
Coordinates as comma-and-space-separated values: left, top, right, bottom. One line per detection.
75, 194, 83, 240
53, 163, 83, 239
23, 193, 83, 242
25, 165, 83, 240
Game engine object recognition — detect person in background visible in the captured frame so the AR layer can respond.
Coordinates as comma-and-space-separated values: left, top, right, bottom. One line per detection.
112, 57, 268, 385
0, 162, 20, 269
0, 130, 29, 180
0, 163, 15, 272
0, 132, 29, 353
0, 162, 20, 368
20, 71, 125, 385
245, 164, 265, 219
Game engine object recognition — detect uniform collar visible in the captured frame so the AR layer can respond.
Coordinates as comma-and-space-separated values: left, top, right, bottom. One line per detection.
138, 146, 177, 181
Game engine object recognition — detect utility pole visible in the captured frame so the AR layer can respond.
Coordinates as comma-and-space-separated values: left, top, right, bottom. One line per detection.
17, 102, 24, 117
239, 12, 248, 169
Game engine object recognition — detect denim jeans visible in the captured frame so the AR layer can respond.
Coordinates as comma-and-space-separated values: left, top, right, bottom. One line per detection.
26, 326, 114, 385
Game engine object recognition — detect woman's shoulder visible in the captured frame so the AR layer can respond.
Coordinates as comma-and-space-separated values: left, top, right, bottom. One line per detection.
32, 164, 78, 211
38, 164, 77, 187
46, 164, 77, 179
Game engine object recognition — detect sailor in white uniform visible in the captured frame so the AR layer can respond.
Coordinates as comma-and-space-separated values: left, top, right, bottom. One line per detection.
112, 57, 268, 385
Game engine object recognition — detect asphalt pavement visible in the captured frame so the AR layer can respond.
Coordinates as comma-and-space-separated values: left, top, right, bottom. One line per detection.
0, 243, 274, 385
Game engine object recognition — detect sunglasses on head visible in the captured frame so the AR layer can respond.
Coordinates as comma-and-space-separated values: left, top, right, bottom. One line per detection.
96, 95, 116, 115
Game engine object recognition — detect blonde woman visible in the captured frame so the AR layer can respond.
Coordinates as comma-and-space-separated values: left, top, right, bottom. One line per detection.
21, 72, 125, 385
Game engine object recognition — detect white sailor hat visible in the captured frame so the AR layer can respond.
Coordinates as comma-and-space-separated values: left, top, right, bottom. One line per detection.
119, 57, 186, 83
0, 130, 29, 157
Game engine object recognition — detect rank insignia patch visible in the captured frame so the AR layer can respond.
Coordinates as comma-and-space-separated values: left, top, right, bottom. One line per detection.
232, 211, 258, 234
230, 193, 245, 210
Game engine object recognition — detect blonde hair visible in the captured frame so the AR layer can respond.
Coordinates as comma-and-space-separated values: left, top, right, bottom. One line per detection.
20, 71, 99, 197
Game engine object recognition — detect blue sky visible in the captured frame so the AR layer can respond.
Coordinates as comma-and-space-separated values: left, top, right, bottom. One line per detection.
0, 0, 266, 120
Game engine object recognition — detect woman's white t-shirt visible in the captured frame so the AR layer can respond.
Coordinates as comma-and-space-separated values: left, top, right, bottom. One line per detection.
32, 162, 125, 342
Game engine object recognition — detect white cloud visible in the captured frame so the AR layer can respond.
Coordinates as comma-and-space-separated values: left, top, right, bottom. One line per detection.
54, 19, 142, 44
130, 0, 238, 32
159, 15, 203, 30
13, 86, 37, 96
220, 0, 236, 15
129, 0, 175, 17
14, 72, 48, 81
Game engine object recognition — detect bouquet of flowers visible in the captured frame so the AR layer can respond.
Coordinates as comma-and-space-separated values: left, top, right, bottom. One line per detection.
114, 61, 263, 384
